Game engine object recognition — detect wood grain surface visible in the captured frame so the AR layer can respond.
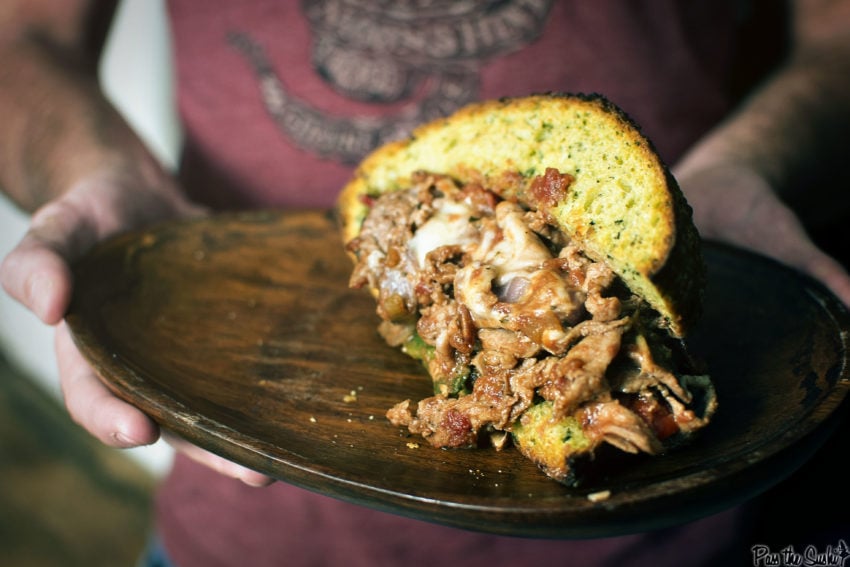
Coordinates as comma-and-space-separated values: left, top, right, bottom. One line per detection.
64, 209, 850, 538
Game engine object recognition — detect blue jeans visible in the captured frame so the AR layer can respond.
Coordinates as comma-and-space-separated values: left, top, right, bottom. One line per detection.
137, 535, 177, 567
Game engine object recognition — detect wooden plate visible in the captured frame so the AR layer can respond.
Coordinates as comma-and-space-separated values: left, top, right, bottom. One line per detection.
65, 210, 850, 538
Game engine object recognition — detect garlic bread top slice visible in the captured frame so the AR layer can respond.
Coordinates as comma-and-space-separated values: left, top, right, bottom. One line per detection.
338, 93, 704, 337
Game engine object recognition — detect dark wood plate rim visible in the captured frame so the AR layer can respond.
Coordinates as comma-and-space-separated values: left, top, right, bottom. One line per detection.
64, 210, 850, 538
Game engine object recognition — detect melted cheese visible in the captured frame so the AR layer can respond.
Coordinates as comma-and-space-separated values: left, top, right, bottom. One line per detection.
451, 201, 584, 353
408, 200, 478, 268
474, 202, 552, 285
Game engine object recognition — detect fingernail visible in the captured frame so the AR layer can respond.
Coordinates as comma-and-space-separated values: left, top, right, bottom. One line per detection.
30, 274, 54, 321
114, 430, 141, 447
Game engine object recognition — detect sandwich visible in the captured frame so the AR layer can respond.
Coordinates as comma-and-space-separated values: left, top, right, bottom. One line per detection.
338, 93, 716, 485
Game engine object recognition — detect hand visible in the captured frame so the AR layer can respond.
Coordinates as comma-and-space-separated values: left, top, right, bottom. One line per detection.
675, 164, 850, 307
0, 171, 273, 487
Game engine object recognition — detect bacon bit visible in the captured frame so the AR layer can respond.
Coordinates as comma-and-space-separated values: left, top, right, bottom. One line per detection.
450, 304, 476, 354
629, 394, 680, 440
440, 409, 475, 447
528, 168, 575, 209
358, 193, 377, 207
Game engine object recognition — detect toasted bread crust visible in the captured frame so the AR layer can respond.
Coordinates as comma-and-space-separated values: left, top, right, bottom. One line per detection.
338, 93, 704, 336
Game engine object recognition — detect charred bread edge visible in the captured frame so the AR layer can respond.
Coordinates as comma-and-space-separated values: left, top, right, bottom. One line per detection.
337, 93, 705, 337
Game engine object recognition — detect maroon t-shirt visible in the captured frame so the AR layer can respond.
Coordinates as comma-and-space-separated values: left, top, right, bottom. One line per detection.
169, 0, 781, 211
158, 1, 785, 565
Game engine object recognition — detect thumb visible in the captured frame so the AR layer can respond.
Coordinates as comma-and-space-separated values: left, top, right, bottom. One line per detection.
0, 197, 98, 324
795, 244, 850, 308
735, 189, 850, 309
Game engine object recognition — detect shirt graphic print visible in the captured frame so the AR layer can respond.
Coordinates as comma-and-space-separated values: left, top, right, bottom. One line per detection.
228, 0, 554, 164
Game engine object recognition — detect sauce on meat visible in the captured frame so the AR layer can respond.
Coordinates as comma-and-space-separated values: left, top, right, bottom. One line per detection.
347, 170, 714, 483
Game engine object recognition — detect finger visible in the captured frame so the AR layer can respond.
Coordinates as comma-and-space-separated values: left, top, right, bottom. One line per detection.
56, 322, 159, 447
0, 234, 75, 324
757, 219, 850, 306
0, 198, 98, 324
163, 432, 275, 487
742, 196, 850, 307
798, 248, 850, 308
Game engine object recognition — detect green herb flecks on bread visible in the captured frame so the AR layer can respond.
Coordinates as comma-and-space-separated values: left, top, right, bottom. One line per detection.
338, 93, 705, 338
338, 93, 715, 486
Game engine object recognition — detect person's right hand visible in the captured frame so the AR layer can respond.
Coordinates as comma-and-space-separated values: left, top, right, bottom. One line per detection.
0, 170, 273, 486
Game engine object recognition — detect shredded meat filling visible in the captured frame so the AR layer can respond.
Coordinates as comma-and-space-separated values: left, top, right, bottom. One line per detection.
349, 171, 707, 461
